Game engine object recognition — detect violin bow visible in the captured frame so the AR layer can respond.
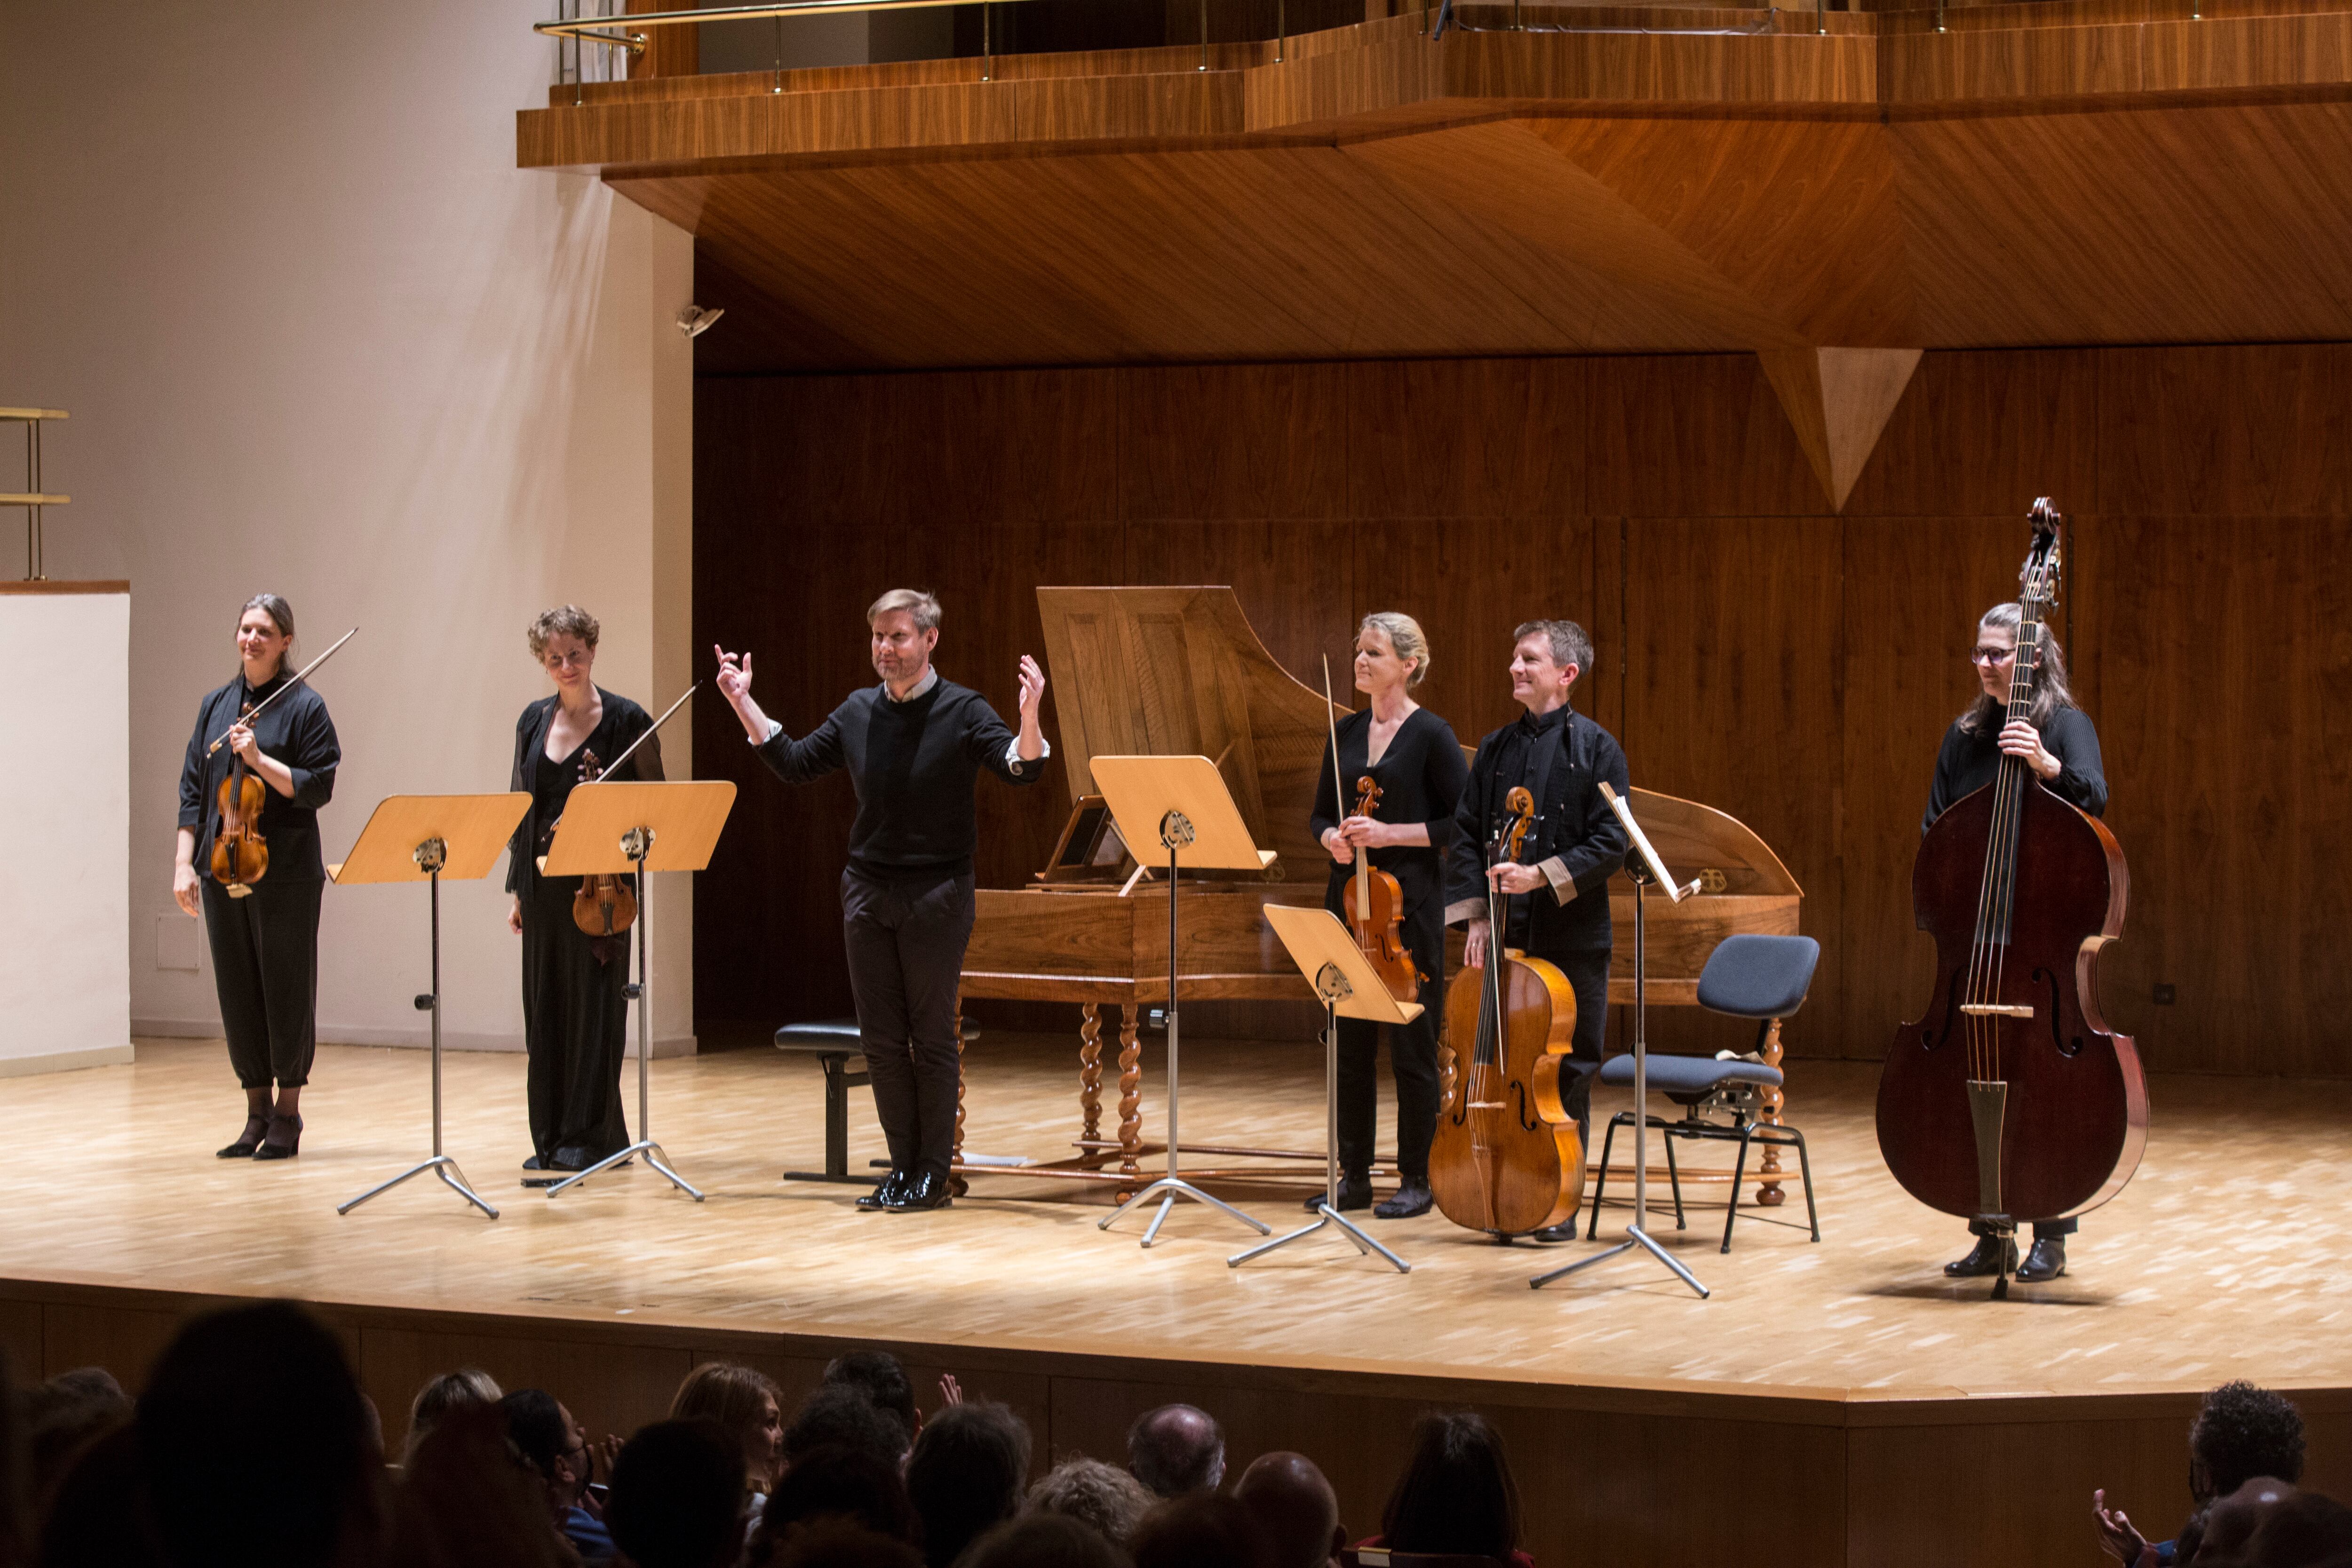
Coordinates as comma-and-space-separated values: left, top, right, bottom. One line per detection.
594, 681, 699, 779
207, 627, 358, 754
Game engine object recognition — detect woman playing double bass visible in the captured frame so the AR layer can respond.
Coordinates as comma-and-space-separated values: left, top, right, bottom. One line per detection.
505, 605, 663, 1180
1309, 613, 1468, 1219
1923, 602, 2108, 1283
173, 594, 341, 1161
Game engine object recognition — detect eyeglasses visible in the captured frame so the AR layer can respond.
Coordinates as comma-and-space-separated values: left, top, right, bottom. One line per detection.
1970, 646, 2016, 665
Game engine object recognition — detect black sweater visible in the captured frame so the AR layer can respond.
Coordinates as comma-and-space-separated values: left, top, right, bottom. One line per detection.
1923, 703, 2107, 835
1308, 706, 1468, 921
178, 671, 340, 883
752, 676, 1044, 874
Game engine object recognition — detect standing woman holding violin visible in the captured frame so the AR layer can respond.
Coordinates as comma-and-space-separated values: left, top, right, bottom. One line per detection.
506, 605, 663, 1179
173, 594, 341, 1161
1309, 613, 1468, 1220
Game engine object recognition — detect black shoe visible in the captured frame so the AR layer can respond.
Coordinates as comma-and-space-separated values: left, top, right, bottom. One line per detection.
858, 1170, 910, 1211
1303, 1173, 1374, 1212
886, 1170, 953, 1211
1374, 1182, 1433, 1219
2016, 1235, 2067, 1282
252, 1114, 302, 1162
1944, 1234, 2020, 1278
217, 1114, 269, 1160
1529, 1220, 1580, 1243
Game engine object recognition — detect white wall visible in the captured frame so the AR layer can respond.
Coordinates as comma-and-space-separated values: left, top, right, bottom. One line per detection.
0, 589, 132, 1074
0, 0, 695, 1055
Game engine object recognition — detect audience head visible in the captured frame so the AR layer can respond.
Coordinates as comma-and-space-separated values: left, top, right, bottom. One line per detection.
135, 1299, 381, 1568
1131, 1493, 1273, 1568
962, 1512, 1133, 1568
905, 1400, 1031, 1568
787, 1384, 913, 1472
756, 1444, 914, 1551
2187, 1475, 2301, 1566
24, 1367, 131, 1522
775, 1521, 923, 1568
670, 1362, 785, 1491
38, 1423, 155, 1568
605, 1418, 747, 1568
1235, 1452, 1343, 1568
1380, 1409, 1522, 1560
391, 1405, 573, 1568
405, 1368, 501, 1464
1027, 1457, 1155, 1548
498, 1389, 591, 1517
2193, 1382, 2308, 1504
822, 1353, 920, 1447
1127, 1405, 1225, 1499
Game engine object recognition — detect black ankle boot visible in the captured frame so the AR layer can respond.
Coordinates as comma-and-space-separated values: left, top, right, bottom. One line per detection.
1944, 1233, 2018, 1278
1374, 1181, 1432, 1219
2016, 1234, 2068, 1282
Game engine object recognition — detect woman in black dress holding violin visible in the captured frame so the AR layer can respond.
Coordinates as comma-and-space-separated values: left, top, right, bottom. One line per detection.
1309, 612, 1469, 1220
174, 593, 340, 1161
506, 605, 662, 1179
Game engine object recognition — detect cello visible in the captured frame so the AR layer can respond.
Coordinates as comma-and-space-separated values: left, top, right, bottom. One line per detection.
1429, 786, 1585, 1238
1875, 499, 2147, 1297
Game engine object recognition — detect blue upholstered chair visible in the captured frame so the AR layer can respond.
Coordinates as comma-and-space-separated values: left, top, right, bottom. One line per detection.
1584, 933, 1822, 1254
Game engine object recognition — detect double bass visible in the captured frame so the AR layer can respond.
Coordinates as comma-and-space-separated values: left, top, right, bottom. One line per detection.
1875, 500, 2147, 1296
1429, 786, 1585, 1238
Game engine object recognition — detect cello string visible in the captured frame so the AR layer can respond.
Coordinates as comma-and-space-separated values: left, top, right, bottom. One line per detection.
1986, 566, 2045, 1079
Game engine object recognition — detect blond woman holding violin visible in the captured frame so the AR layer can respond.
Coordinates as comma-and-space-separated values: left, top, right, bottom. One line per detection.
505, 605, 663, 1182
1309, 612, 1468, 1219
174, 594, 341, 1161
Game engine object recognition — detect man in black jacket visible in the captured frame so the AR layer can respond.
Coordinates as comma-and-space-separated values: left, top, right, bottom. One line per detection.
1444, 619, 1629, 1241
715, 589, 1048, 1212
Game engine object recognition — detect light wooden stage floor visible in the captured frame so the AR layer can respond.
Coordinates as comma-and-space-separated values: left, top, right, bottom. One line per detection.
6, 1033, 2350, 1565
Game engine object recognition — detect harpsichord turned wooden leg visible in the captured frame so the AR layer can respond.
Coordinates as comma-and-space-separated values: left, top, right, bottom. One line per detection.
1755, 1015, 1787, 1207
950, 997, 969, 1199
1116, 1003, 1143, 1192
1078, 1003, 1105, 1169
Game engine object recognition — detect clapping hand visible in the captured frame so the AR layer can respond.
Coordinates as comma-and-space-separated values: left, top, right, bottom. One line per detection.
2093, 1489, 2147, 1564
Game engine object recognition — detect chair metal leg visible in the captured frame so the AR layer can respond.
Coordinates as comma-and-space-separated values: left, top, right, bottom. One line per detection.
1587, 1111, 1623, 1239
1722, 1126, 1754, 1253
1661, 1119, 1686, 1230
1791, 1127, 1820, 1241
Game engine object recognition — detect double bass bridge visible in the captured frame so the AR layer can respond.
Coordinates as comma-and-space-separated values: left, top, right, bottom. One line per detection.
1959, 1003, 2035, 1018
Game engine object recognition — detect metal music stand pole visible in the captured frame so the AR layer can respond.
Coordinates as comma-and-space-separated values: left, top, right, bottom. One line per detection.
542, 779, 738, 1201
1534, 784, 1708, 1297
334, 793, 531, 1219
1092, 755, 1273, 1247
1231, 906, 1417, 1274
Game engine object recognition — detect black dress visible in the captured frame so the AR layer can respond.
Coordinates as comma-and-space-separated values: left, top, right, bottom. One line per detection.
506, 690, 662, 1168
1307, 706, 1469, 1184
177, 670, 341, 1089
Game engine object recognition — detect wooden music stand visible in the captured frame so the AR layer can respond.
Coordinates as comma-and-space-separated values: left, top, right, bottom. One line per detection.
1231, 906, 1421, 1274
330, 792, 530, 1220
1089, 755, 1276, 1247
1532, 782, 1708, 1298
541, 780, 736, 1201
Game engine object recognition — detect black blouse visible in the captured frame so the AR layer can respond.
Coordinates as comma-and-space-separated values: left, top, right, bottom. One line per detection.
1308, 706, 1468, 917
506, 690, 664, 895
1923, 703, 2107, 835
177, 670, 341, 883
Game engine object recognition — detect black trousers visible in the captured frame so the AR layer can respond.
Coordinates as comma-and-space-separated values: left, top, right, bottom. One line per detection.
201, 876, 322, 1089
521, 882, 631, 1162
1335, 904, 1444, 1184
1546, 947, 1610, 1133
841, 864, 975, 1180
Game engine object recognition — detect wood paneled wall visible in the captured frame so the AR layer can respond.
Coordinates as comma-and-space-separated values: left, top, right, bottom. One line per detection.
694, 344, 2352, 1077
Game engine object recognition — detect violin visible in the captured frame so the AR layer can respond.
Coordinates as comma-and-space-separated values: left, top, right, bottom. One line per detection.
1875, 499, 2146, 1295
209, 705, 270, 897
566, 747, 639, 945
1428, 786, 1585, 1238
1344, 776, 1417, 1003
